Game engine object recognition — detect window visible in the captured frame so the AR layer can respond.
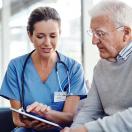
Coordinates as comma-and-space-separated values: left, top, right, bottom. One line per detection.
0, 0, 81, 106
9, 0, 82, 62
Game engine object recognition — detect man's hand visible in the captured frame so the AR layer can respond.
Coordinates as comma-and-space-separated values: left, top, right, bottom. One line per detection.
60, 126, 87, 132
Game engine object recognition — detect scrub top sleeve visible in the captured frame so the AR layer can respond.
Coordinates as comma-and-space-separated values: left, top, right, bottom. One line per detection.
67, 63, 88, 99
0, 60, 21, 101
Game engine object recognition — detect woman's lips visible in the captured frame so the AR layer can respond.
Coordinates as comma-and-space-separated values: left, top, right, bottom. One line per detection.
41, 48, 52, 53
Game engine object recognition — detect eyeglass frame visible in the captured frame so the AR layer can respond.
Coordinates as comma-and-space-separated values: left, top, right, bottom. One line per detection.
87, 26, 124, 39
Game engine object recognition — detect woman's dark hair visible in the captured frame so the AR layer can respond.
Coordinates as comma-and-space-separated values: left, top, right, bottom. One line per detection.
27, 7, 61, 35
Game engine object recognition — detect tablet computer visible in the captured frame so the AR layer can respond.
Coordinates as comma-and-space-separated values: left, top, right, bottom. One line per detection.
10, 107, 62, 129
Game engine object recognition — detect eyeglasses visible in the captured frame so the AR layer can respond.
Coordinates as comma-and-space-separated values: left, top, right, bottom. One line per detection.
87, 26, 124, 39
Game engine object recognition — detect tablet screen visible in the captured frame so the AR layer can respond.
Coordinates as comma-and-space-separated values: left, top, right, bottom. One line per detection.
10, 107, 62, 129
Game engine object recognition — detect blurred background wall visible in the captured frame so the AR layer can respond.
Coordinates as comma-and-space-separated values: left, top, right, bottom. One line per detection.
0, 0, 131, 106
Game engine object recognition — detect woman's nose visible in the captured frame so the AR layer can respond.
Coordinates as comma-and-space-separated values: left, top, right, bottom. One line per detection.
43, 36, 51, 46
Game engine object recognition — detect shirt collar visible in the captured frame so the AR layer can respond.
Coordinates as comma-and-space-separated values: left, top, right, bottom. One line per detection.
116, 41, 132, 62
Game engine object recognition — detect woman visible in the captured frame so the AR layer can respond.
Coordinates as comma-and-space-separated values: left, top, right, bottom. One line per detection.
0, 7, 88, 132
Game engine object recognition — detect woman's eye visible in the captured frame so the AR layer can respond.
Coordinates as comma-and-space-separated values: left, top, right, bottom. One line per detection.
37, 36, 43, 39
50, 35, 56, 38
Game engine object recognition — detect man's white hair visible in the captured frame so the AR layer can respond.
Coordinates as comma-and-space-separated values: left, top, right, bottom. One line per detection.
89, 0, 132, 28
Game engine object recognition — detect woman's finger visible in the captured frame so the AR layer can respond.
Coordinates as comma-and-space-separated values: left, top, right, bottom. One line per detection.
27, 102, 51, 115
26, 102, 39, 112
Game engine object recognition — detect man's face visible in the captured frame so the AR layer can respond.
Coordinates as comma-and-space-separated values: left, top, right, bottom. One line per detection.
90, 15, 125, 61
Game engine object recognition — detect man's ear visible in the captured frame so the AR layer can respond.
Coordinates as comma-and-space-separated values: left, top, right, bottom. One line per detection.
123, 26, 131, 42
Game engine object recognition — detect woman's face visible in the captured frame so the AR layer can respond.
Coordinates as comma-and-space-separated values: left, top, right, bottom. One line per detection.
29, 20, 60, 58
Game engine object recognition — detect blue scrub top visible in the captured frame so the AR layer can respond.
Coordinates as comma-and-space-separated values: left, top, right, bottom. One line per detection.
0, 52, 88, 132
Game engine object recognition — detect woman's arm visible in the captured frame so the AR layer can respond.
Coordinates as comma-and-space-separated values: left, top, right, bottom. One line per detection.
10, 100, 26, 127
46, 96, 80, 125
10, 100, 37, 128
27, 96, 80, 126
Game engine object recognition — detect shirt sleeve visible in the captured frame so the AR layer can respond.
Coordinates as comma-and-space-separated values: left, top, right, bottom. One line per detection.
71, 78, 105, 128
72, 75, 132, 132
84, 107, 132, 132
0, 60, 21, 101
67, 62, 88, 99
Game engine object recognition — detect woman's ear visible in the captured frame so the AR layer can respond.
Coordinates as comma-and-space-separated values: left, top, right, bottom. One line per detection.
123, 26, 131, 42
28, 31, 33, 43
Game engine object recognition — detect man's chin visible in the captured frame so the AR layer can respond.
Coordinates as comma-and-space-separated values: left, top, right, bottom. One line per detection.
99, 53, 106, 59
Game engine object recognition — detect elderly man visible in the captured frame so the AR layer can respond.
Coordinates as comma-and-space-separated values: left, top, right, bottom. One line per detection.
61, 0, 132, 132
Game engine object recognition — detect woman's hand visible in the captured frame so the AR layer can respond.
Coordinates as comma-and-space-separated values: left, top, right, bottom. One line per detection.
20, 113, 54, 130
21, 114, 55, 131
10, 100, 26, 127
26, 102, 51, 116
25, 102, 54, 130
12, 112, 26, 127
12, 111, 35, 128
26, 120, 55, 131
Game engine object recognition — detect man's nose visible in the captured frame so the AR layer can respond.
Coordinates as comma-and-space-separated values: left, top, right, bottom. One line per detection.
92, 34, 100, 45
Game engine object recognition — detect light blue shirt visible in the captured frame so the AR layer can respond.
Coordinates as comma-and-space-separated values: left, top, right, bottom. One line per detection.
0, 52, 87, 109
0, 51, 87, 132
